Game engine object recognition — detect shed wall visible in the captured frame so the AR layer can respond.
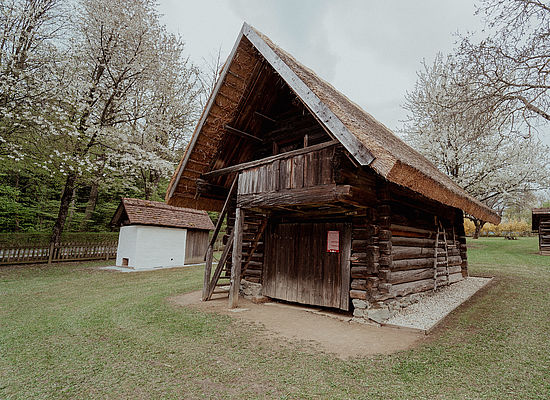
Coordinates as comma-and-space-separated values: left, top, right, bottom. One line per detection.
539, 215, 550, 255
116, 225, 187, 268
116, 225, 138, 267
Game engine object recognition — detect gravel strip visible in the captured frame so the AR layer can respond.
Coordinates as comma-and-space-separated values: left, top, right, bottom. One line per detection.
385, 277, 492, 331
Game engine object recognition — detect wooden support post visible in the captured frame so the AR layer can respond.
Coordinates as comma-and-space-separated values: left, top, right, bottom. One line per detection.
229, 207, 244, 308
340, 222, 352, 311
202, 246, 214, 300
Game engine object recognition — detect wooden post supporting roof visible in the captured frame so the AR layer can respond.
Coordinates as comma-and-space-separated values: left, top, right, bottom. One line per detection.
340, 223, 352, 311
229, 207, 244, 308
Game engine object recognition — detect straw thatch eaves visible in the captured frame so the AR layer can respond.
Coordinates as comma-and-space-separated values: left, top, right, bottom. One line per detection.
166, 23, 500, 225
111, 198, 214, 230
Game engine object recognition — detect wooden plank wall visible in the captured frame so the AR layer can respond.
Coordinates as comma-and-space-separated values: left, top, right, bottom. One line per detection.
238, 146, 335, 195
185, 230, 210, 264
263, 221, 344, 309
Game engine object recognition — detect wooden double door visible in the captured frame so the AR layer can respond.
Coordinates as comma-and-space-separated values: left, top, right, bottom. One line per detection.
263, 221, 350, 310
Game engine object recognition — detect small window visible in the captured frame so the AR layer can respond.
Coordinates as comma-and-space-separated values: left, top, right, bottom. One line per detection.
122, 258, 129, 266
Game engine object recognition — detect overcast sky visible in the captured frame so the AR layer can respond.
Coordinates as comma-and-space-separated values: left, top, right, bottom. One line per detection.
157, 1, 484, 135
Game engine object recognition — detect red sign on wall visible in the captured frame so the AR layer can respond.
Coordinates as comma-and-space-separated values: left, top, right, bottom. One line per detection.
327, 230, 340, 253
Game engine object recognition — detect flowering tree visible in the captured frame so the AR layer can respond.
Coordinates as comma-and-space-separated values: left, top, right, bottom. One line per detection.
457, 0, 550, 135
403, 54, 550, 238
0, 0, 204, 243
44, 0, 204, 244
0, 0, 65, 155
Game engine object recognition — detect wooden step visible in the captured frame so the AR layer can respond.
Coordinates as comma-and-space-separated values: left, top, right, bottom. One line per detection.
242, 252, 263, 258
243, 269, 261, 276
245, 260, 263, 268
242, 241, 263, 247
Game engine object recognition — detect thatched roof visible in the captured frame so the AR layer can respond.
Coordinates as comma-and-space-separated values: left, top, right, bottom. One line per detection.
111, 198, 214, 230
166, 23, 500, 225
532, 208, 550, 230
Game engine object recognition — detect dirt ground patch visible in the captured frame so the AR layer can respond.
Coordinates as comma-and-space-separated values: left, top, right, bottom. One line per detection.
169, 291, 426, 359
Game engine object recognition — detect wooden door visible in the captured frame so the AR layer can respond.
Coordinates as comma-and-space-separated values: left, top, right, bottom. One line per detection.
263, 221, 350, 310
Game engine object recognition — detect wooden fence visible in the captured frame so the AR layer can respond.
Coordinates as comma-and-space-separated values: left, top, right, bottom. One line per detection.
0, 241, 118, 265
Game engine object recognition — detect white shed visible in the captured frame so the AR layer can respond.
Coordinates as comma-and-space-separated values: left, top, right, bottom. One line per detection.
111, 198, 214, 269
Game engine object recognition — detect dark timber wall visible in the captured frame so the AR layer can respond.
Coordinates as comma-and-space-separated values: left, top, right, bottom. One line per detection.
224, 143, 470, 311
349, 184, 467, 304
539, 216, 550, 255
185, 230, 210, 264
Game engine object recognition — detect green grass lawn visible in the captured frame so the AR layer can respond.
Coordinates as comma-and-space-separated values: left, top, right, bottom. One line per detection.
1, 237, 550, 399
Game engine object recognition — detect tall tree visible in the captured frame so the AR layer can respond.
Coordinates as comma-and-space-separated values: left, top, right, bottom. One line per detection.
403, 54, 550, 238
0, 0, 64, 153
458, 0, 550, 134
44, 0, 202, 246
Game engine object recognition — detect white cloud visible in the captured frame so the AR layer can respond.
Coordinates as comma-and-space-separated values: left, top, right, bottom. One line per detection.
157, 0, 550, 145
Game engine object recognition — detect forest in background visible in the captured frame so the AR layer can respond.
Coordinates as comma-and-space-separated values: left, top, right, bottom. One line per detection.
0, 0, 220, 237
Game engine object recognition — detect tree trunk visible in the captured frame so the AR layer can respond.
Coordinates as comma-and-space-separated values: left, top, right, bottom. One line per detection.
79, 181, 99, 231
473, 219, 486, 239
144, 182, 152, 200
50, 172, 78, 248
14, 171, 20, 232
65, 188, 77, 231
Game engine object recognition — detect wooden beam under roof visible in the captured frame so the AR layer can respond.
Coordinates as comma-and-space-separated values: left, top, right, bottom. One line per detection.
237, 184, 352, 208
224, 125, 263, 143
254, 111, 277, 122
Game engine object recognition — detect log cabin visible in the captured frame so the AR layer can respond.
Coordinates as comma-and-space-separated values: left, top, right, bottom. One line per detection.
532, 208, 550, 255
165, 23, 500, 323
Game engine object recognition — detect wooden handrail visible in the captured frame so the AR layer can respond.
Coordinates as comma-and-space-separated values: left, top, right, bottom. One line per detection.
208, 175, 238, 248
205, 230, 235, 301
203, 174, 238, 301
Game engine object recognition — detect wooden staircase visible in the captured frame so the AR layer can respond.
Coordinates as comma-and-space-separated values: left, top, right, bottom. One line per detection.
202, 176, 268, 302
227, 211, 267, 284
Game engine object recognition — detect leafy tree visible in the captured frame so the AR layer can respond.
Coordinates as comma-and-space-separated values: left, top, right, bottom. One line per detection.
0, 0, 205, 240
403, 54, 550, 238
458, 0, 550, 134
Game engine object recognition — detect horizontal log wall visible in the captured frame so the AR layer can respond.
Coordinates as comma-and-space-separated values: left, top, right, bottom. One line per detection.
382, 196, 464, 300
349, 208, 379, 302
349, 182, 468, 304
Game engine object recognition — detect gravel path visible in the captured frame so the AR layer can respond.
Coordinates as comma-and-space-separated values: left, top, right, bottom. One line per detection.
385, 277, 492, 331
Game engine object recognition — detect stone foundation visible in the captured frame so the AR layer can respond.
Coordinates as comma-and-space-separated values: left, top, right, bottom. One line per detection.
351, 294, 423, 324
239, 279, 267, 302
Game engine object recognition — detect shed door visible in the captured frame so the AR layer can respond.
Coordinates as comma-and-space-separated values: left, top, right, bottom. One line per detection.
263, 221, 350, 310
